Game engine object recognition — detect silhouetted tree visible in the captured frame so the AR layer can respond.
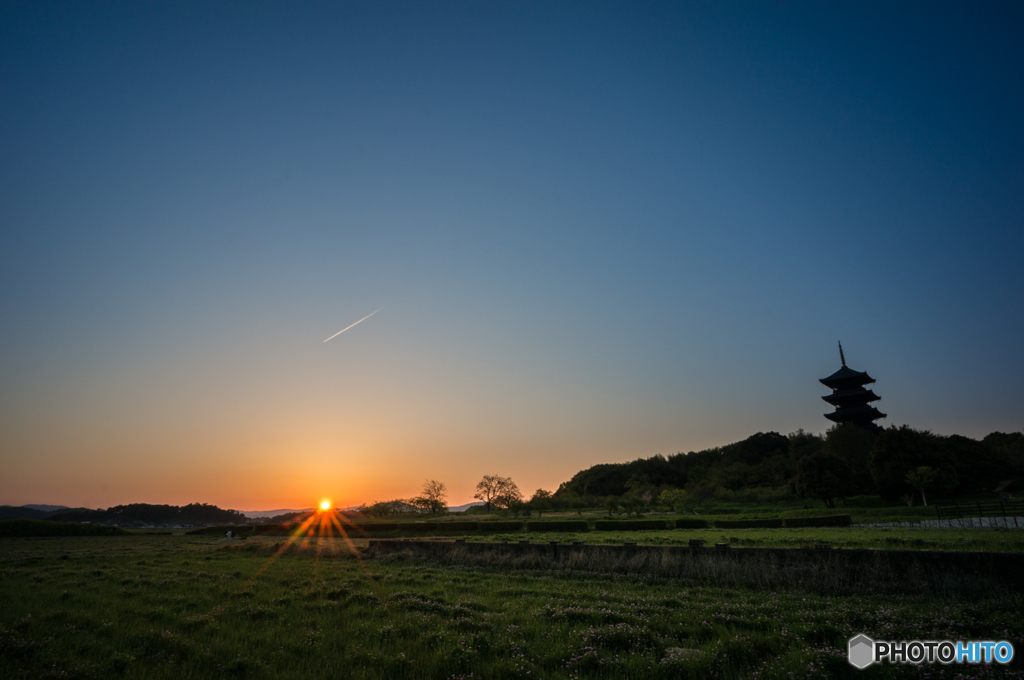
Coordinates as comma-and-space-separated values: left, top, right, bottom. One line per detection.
905, 466, 938, 506
528, 489, 552, 517
494, 480, 523, 511
788, 429, 824, 461
685, 480, 721, 508
604, 496, 621, 516
620, 494, 641, 516
569, 497, 587, 515
823, 423, 876, 494
951, 432, 1024, 493
474, 475, 522, 513
659, 488, 690, 513
419, 480, 448, 514
792, 452, 851, 508
869, 426, 957, 503
359, 499, 428, 517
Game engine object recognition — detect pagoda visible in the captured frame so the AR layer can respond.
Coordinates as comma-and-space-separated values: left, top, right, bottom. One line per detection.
820, 342, 885, 431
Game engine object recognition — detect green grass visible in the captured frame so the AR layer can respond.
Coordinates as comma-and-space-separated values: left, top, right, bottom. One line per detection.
673, 495, 944, 521
472, 495, 1008, 524
1, 535, 1021, 679
348, 496, 960, 524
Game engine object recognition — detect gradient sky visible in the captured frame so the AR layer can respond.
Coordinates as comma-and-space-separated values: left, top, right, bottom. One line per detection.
1, 2, 1021, 510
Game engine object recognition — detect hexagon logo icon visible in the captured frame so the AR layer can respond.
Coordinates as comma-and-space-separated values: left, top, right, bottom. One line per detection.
848, 634, 875, 669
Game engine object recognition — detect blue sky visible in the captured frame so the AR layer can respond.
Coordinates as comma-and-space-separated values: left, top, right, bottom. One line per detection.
1, 1, 1021, 508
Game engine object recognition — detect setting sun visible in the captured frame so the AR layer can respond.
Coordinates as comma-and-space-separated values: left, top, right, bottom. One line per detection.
320, 500, 331, 511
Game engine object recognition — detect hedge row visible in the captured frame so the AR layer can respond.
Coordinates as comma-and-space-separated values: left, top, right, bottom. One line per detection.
714, 518, 784, 529
398, 523, 440, 532
355, 523, 400, 533
425, 521, 480, 531
525, 520, 589, 532
355, 522, 481, 532
594, 519, 669, 531
255, 513, 853, 535
783, 514, 852, 527
478, 521, 524, 532
255, 521, 535, 534
0, 520, 130, 537
675, 518, 710, 529
186, 525, 254, 536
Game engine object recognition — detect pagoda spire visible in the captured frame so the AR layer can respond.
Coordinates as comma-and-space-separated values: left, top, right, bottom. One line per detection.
839, 340, 846, 366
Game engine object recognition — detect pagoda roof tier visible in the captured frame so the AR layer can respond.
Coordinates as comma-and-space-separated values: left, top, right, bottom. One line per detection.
819, 364, 875, 389
822, 388, 881, 407
824, 405, 887, 423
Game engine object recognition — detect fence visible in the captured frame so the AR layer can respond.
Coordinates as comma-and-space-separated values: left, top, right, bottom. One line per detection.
935, 500, 1023, 529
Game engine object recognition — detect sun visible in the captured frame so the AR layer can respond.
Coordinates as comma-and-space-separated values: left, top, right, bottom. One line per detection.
320, 500, 331, 511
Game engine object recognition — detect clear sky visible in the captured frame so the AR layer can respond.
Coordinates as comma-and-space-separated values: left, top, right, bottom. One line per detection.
1, 1, 1021, 510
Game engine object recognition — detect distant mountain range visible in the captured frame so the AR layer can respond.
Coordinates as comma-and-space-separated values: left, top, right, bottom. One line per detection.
0, 505, 95, 521
448, 502, 484, 513
240, 508, 313, 519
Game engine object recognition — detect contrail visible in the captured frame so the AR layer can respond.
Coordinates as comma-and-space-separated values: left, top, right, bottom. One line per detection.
323, 308, 383, 342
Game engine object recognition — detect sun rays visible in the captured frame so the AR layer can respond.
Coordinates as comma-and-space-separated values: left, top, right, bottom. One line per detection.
239, 502, 375, 592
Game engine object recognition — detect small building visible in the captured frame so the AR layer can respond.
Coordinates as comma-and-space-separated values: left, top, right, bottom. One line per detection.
820, 342, 885, 431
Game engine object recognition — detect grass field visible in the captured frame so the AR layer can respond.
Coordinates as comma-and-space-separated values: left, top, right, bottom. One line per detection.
457, 495, 1003, 524
1, 535, 1021, 679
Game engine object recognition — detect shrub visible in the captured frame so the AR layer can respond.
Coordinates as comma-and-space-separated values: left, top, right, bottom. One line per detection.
396, 523, 433, 532
354, 523, 402, 533
713, 518, 783, 529
477, 521, 524, 532
675, 518, 710, 529
784, 514, 852, 528
391, 522, 478, 532
593, 519, 668, 531
525, 520, 588, 532
424, 521, 479, 532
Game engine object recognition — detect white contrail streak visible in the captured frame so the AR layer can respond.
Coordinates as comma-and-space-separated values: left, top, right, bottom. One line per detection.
323, 308, 384, 342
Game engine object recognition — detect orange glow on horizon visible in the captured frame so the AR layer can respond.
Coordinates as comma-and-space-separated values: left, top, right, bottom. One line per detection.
238, 505, 373, 594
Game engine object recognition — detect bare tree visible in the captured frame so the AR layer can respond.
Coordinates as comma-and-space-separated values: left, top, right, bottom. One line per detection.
420, 479, 448, 514
494, 479, 523, 511
474, 475, 522, 513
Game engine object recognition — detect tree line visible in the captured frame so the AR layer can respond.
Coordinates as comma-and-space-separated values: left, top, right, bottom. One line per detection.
0, 503, 250, 526
358, 480, 450, 517
358, 475, 560, 518
356, 426, 1023, 518
24, 425, 1015, 526
554, 425, 1024, 511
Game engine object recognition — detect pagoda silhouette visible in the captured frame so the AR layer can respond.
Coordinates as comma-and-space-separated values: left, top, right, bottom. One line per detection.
819, 342, 885, 432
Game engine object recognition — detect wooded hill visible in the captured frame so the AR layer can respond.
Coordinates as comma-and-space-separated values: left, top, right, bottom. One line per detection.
554, 426, 1024, 508
0, 502, 247, 526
